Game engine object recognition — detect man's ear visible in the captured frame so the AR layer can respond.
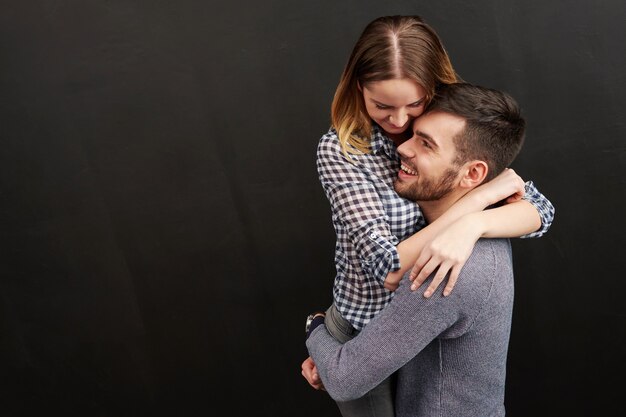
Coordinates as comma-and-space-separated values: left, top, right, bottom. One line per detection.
459, 161, 488, 189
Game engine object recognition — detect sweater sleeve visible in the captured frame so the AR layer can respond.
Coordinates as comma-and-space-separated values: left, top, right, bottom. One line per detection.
306, 239, 508, 402
306, 280, 458, 401
305, 248, 495, 402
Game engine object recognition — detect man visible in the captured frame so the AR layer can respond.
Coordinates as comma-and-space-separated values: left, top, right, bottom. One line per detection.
303, 83, 531, 416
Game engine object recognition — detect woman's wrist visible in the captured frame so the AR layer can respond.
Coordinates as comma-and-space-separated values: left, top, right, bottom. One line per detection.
449, 190, 490, 219
457, 212, 488, 240
465, 186, 496, 210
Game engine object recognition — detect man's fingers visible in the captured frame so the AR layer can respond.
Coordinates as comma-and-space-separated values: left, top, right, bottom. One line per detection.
302, 374, 324, 390
301, 369, 315, 386
301, 360, 325, 391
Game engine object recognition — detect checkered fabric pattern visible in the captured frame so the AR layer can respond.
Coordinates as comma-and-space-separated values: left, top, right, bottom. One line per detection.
317, 125, 554, 330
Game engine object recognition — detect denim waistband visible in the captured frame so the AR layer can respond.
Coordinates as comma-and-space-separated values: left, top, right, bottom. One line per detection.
325, 303, 360, 343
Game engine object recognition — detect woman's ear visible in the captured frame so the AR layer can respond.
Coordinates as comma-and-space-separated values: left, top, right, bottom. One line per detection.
357, 80, 362, 92
459, 161, 488, 189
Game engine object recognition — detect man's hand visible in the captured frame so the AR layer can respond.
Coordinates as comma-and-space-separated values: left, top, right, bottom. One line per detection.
383, 275, 401, 291
301, 356, 325, 391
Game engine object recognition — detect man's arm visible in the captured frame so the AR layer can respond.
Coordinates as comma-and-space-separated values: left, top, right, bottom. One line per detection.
305, 277, 456, 401
305, 239, 501, 402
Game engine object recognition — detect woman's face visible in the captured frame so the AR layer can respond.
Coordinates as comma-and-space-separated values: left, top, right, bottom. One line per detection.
361, 78, 427, 137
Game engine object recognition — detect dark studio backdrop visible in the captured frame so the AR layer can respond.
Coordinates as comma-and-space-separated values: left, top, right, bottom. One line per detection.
1, 1, 624, 416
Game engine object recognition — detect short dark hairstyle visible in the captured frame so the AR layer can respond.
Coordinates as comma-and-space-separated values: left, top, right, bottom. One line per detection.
425, 83, 526, 181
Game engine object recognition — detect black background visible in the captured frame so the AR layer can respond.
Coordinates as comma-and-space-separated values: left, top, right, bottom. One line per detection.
1, 1, 624, 416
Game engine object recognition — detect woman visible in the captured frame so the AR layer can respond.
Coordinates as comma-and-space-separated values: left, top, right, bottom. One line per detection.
303, 15, 554, 417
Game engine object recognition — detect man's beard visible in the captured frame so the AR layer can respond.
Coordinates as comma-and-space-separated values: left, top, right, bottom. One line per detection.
395, 167, 459, 202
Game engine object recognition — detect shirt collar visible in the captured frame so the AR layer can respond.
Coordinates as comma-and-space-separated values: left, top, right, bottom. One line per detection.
371, 124, 399, 161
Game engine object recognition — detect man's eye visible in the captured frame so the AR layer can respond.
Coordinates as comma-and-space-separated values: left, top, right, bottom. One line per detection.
422, 140, 431, 149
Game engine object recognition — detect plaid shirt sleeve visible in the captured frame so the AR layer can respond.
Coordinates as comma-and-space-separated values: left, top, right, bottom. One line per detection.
520, 180, 556, 238
317, 134, 401, 285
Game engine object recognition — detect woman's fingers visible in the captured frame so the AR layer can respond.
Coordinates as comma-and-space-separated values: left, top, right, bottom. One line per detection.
442, 265, 461, 297
413, 257, 465, 298
423, 261, 452, 298
411, 257, 437, 291
409, 252, 429, 281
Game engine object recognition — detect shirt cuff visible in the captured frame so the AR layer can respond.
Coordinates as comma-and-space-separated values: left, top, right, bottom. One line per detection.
359, 230, 401, 284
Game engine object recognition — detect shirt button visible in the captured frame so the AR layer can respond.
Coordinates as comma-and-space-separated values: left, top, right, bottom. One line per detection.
369, 232, 378, 239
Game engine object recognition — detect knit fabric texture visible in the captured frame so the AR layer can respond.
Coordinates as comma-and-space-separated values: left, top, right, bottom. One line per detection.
307, 238, 514, 417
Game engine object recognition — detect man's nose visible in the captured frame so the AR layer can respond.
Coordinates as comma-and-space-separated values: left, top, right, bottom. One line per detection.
397, 139, 414, 157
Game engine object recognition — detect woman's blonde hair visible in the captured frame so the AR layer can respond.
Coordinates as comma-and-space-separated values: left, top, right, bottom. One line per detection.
331, 15, 460, 157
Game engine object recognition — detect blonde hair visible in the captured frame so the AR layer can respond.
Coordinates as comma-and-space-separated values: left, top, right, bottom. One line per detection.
331, 15, 460, 157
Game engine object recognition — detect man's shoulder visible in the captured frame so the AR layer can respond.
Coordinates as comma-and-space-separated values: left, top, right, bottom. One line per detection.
442, 238, 514, 336
472, 238, 512, 259
460, 238, 513, 290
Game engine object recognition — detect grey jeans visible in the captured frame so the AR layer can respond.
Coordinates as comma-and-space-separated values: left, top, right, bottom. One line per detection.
324, 304, 395, 417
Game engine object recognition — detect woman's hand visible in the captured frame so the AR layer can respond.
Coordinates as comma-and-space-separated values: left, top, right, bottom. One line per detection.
301, 356, 325, 391
408, 214, 483, 297
469, 168, 526, 207
400, 168, 525, 297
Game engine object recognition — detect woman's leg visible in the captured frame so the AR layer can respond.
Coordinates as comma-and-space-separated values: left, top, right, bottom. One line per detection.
323, 304, 395, 417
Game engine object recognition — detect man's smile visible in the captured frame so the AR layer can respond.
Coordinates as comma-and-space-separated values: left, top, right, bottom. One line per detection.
400, 163, 418, 177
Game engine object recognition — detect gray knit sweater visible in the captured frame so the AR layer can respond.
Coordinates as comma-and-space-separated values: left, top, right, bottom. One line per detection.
306, 238, 514, 417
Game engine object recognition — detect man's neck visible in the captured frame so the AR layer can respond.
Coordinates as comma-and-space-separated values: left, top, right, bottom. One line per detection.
418, 189, 469, 224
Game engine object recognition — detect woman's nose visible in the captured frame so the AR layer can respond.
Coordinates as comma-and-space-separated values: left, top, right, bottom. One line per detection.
389, 110, 408, 127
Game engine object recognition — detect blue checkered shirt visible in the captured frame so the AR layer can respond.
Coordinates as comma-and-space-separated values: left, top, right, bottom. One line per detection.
317, 125, 555, 330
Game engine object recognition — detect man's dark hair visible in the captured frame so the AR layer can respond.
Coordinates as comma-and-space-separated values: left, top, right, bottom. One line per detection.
426, 83, 526, 181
